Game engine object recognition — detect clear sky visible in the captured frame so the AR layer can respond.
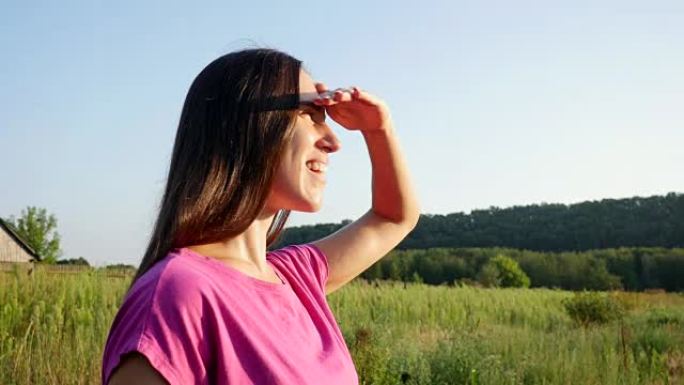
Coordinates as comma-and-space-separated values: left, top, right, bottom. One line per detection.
1, 0, 682, 266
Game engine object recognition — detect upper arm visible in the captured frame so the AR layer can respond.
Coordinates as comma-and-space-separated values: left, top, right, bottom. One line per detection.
102, 266, 213, 385
108, 352, 169, 385
312, 209, 418, 295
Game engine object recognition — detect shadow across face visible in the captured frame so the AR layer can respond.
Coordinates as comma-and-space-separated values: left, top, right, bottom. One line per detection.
245, 92, 322, 112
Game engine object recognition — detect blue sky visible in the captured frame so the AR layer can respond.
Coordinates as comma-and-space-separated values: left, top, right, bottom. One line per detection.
1, 0, 682, 266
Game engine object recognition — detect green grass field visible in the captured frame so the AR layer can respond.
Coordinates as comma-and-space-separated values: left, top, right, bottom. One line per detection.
1, 269, 683, 385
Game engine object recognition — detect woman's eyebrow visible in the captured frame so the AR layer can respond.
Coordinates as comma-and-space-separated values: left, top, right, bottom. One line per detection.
299, 101, 325, 114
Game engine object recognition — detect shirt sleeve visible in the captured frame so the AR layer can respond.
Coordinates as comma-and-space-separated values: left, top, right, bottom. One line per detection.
269, 243, 330, 295
304, 243, 330, 291
102, 266, 213, 385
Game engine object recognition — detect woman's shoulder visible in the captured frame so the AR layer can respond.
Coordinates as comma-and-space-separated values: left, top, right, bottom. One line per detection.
123, 249, 219, 312
267, 243, 326, 262
103, 249, 216, 385
106, 249, 218, 359
267, 243, 329, 293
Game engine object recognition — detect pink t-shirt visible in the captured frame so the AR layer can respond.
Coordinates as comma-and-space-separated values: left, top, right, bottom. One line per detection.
101, 243, 358, 385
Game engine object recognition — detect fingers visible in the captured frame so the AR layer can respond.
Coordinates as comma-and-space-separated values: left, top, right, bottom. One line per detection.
314, 82, 328, 94
333, 88, 354, 102
314, 82, 379, 104
314, 86, 355, 106
312, 81, 388, 110
351, 86, 385, 106
315, 86, 384, 109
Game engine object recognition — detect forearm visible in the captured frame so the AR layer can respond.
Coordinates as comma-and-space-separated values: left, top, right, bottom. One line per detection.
362, 121, 420, 225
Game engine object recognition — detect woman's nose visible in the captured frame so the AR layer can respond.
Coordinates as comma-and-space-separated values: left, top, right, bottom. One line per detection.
318, 128, 341, 153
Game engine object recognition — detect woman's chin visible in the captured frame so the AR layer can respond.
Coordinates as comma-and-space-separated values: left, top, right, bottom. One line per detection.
291, 198, 323, 213
266, 189, 323, 213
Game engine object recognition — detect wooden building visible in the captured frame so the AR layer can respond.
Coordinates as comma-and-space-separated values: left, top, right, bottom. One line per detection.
0, 218, 40, 271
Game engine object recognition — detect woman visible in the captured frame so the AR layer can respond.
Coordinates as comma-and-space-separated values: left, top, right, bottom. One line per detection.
102, 48, 420, 385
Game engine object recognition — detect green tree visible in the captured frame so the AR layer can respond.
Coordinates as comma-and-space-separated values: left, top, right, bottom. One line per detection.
388, 258, 402, 281
56, 257, 90, 266
4, 206, 62, 263
478, 254, 531, 288
477, 262, 501, 287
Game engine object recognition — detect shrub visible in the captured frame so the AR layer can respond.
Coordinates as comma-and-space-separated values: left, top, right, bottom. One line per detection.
562, 291, 624, 327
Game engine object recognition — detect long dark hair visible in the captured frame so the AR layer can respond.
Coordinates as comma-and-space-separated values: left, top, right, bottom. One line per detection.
128, 48, 303, 290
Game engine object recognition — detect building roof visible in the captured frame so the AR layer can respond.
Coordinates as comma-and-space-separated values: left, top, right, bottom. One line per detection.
0, 217, 41, 262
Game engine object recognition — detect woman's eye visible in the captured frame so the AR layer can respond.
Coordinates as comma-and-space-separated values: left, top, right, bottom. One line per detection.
302, 110, 324, 123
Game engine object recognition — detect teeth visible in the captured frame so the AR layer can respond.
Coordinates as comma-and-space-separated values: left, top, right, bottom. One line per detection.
306, 161, 327, 173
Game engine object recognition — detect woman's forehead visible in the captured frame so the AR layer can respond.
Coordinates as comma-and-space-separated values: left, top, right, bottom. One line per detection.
298, 70, 318, 101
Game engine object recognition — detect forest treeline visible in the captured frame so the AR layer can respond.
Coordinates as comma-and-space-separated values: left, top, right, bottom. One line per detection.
359, 247, 684, 292
272, 193, 684, 291
274, 192, 684, 251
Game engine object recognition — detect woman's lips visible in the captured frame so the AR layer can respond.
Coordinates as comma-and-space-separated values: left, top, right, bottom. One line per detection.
307, 167, 326, 182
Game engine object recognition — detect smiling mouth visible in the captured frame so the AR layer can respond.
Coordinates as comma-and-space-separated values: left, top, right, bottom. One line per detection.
306, 167, 326, 182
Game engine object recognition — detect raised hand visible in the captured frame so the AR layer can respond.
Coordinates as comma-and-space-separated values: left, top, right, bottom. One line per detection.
313, 82, 392, 134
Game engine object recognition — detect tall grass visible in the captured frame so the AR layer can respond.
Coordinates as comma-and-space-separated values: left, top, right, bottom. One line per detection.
1, 269, 683, 384
332, 281, 684, 384
0, 269, 122, 384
